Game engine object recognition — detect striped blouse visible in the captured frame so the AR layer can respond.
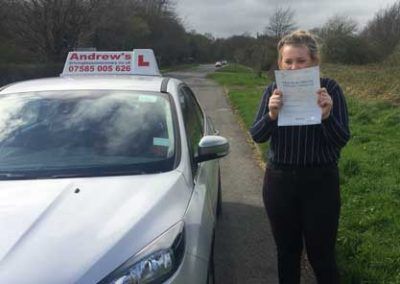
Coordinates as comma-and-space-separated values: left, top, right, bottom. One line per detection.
250, 78, 350, 166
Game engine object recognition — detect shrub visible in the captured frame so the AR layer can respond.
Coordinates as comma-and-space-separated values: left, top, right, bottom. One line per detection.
0, 64, 63, 86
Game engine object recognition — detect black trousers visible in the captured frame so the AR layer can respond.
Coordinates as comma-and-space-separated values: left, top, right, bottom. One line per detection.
263, 164, 341, 284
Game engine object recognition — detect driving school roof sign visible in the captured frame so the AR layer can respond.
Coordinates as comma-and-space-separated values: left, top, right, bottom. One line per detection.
61, 49, 161, 76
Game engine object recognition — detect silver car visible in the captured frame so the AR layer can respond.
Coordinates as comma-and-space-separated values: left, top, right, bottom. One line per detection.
0, 57, 229, 283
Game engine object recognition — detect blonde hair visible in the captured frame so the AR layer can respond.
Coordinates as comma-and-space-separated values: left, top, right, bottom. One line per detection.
277, 29, 320, 65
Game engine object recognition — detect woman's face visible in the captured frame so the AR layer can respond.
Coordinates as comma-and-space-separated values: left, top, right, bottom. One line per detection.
279, 44, 317, 70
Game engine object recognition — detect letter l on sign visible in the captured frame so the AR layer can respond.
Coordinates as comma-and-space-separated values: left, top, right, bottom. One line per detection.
131, 49, 160, 76
138, 55, 149, 67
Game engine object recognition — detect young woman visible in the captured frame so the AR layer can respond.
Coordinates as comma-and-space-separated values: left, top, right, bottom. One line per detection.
250, 30, 350, 283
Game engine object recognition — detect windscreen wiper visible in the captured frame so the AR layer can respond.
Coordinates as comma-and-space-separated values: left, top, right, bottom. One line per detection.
49, 170, 148, 178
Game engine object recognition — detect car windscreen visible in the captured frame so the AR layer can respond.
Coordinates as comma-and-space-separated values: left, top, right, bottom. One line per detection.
0, 90, 177, 179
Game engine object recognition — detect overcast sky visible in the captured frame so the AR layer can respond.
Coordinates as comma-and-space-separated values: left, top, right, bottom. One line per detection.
174, 0, 398, 38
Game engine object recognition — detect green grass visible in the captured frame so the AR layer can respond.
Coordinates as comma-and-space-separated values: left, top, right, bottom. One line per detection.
208, 64, 270, 126
321, 64, 400, 105
208, 63, 400, 283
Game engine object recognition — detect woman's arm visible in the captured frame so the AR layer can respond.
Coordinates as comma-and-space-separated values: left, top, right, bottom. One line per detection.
250, 84, 278, 143
321, 79, 351, 149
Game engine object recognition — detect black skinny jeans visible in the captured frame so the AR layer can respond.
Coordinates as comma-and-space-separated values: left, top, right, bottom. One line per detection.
263, 164, 341, 284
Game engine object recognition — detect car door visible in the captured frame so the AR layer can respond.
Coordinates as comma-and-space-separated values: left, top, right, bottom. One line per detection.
178, 85, 218, 262
179, 85, 219, 213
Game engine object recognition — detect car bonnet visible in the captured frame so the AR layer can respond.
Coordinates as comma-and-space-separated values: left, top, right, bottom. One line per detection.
0, 170, 190, 283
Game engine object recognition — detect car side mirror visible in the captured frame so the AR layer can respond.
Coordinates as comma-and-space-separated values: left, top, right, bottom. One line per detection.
195, 135, 229, 163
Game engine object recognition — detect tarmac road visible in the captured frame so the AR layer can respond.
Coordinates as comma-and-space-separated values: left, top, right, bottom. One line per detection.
167, 65, 316, 284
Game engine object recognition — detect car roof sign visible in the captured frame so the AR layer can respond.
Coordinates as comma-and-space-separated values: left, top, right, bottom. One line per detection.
61, 49, 161, 77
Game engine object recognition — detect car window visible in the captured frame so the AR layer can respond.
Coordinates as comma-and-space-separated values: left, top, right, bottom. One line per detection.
182, 86, 204, 130
0, 90, 177, 179
179, 86, 204, 173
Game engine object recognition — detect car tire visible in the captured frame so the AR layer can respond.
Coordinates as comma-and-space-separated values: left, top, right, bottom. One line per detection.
217, 168, 222, 218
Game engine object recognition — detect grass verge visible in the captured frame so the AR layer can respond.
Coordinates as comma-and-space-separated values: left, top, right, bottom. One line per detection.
208, 63, 400, 283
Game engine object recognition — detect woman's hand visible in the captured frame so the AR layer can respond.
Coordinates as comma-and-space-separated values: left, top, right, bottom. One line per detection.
268, 89, 283, 121
317, 88, 333, 120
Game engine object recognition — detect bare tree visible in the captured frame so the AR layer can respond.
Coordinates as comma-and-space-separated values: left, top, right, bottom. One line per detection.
262, 6, 296, 72
317, 15, 376, 64
89, 0, 150, 50
0, 0, 9, 34
1, 0, 194, 67
6, 0, 99, 62
319, 15, 358, 38
0, 0, 22, 39
139, 0, 172, 16
264, 7, 297, 40
362, 0, 400, 60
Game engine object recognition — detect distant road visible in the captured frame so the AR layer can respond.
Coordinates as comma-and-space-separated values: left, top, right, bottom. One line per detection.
168, 65, 279, 283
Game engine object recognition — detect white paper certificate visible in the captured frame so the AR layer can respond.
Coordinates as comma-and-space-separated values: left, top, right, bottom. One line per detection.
275, 66, 321, 126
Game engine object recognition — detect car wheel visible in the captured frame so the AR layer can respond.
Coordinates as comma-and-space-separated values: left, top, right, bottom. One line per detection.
217, 168, 222, 217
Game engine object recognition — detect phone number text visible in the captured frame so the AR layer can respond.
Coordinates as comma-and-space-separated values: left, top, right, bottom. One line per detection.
68, 65, 131, 72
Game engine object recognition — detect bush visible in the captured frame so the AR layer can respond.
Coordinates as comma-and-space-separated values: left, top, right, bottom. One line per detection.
320, 34, 379, 64
384, 43, 400, 66
0, 63, 63, 86
362, 0, 400, 62
318, 15, 380, 64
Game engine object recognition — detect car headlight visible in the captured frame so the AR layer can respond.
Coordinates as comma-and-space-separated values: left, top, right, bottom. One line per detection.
98, 221, 185, 284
